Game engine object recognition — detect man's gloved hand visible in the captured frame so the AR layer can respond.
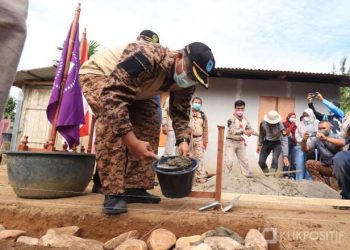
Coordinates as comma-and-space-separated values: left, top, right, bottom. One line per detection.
178, 142, 191, 156
129, 140, 157, 160
283, 156, 290, 167
122, 131, 157, 160
162, 124, 168, 135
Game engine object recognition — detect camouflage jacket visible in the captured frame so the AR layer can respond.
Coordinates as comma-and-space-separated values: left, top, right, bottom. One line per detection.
100, 41, 195, 141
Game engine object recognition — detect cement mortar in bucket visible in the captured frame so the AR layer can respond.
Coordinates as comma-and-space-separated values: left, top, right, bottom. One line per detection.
5, 151, 95, 199
152, 156, 198, 198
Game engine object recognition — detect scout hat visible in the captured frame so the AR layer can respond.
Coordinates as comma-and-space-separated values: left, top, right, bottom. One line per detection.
139, 30, 160, 43
184, 42, 215, 88
264, 110, 282, 124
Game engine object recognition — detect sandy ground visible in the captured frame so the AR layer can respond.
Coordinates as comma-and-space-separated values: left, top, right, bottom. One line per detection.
0, 164, 350, 250
199, 175, 341, 199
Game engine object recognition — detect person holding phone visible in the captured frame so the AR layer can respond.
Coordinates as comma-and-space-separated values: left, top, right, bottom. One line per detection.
302, 121, 345, 186
295, 109, 319, 180
307, 92, 344, 134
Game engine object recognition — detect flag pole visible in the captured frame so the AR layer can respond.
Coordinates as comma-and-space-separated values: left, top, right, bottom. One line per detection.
48, 3, 81, 151
87, 115, 95, 153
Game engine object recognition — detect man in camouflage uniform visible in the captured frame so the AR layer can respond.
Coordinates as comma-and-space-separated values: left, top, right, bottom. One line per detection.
189, 97, 209, 181
91, 30, 161, 194
79, 35, 215, 214
224, 100, 258, 177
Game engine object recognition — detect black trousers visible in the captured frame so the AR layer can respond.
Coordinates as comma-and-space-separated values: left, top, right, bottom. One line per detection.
258, 140, 282, 170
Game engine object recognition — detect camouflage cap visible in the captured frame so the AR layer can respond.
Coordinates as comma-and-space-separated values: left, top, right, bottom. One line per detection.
184, 42, 215, 88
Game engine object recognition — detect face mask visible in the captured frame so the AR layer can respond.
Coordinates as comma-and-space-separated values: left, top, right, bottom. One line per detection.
236, 111, 244, 117
319, 129, 330, 137
174, 59, 197, 88
289, 118, 296, 123
193, 103, 201, 111
303, 117, 310, 122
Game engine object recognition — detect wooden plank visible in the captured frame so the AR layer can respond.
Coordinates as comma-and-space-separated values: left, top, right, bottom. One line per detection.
221, 192, 350, 207
277, 97, 295, 120
188, 191, 215, 199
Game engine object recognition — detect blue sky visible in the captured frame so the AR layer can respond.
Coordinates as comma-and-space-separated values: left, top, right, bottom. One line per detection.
18, 0, 350, 73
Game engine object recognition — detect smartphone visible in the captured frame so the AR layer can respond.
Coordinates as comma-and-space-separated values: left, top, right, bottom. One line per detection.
310, 92, 318, 98
309, 132, 317, 137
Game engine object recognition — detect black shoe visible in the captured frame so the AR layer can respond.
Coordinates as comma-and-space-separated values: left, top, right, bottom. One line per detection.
122, 189, 161, 204
102, 195, 127, 214
262, 168, 269, 173
92, 183, 103, 194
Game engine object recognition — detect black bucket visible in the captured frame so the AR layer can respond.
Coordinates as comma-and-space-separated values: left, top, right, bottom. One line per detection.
152, 156, 198, 198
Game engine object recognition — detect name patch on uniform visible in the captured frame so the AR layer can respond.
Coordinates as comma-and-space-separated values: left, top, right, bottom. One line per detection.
118, 51, 151, 78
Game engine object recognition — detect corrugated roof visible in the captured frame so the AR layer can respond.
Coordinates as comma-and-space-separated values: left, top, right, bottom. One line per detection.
13, 66, 350, 87
215, 67, 350, 86
14, 66, 56, 87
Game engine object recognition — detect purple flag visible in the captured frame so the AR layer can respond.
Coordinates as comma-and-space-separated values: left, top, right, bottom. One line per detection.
47, 26, 85, 149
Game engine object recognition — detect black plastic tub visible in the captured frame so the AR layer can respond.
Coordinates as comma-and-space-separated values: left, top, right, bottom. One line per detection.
152, 156, 198, 198
5, 151, 95, 199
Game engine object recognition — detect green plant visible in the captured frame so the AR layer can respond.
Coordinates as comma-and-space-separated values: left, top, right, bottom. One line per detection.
4, 97, 16, 121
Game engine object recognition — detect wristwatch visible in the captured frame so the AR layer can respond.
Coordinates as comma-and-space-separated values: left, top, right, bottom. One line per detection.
176, 137, 190, 146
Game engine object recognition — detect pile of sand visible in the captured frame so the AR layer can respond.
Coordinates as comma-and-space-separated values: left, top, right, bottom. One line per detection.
196, 175, 341, 199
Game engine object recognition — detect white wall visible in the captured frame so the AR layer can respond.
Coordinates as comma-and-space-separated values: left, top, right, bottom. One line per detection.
194, 77, 340, 174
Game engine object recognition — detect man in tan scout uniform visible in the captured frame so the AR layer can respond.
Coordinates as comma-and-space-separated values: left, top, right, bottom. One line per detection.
79, 36, 216, 214
224, 100, 257, 177
161, 96, 176, 156
189, 97, 209, 181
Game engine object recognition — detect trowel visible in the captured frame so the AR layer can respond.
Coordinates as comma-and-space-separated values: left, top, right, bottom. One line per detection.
221, 195, 241, 212
198, 195, 241, 213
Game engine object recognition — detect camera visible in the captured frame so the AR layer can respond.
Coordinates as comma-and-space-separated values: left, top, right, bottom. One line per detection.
310, 92, 318, 98
309, 132, 317, 137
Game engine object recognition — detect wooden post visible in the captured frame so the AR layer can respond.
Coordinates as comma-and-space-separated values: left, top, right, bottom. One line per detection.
47, 3, 81, 151
214, 126, 225, 203
87, 115, 95, 153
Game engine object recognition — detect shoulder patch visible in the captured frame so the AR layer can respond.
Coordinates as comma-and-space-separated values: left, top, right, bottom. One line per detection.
118, 51, 151, 78
282, 129, 287, 136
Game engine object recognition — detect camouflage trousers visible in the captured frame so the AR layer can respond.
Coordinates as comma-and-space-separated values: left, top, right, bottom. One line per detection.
79, 74, 160, 195
224, 139, 251, 176
305, 160, 333, 184
190, 136, 206, 177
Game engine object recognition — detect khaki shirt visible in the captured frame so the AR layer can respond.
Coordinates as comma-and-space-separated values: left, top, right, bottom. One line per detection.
189, 110, 208, 143
79, 41, 194, 140
79, 47, 125, 76
162, 97, 173, 131
226, 115, 256, 140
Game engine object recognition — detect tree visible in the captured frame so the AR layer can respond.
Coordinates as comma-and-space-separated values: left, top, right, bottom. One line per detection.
335, 57, 350, 114
4, 97, 16, 121
54, 40, 100, 66
87, 40, 100, 58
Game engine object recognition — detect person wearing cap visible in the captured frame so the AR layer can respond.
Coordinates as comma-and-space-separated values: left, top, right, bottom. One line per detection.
257, 110, 290, 173
90, 30, 161, 194
79, 38, 215, 214
307, 92, 344, 134
189, 96, 209, 182
137, 29, 160, 43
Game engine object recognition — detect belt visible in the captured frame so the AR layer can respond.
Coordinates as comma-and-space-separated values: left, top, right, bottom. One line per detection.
193, 135, 202, 138
226, 137, 241, 141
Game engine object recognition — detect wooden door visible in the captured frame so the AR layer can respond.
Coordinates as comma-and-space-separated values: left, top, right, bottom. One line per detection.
21, 87, 52, 148
258, 96, 295, 124
277, 97, 295, 120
